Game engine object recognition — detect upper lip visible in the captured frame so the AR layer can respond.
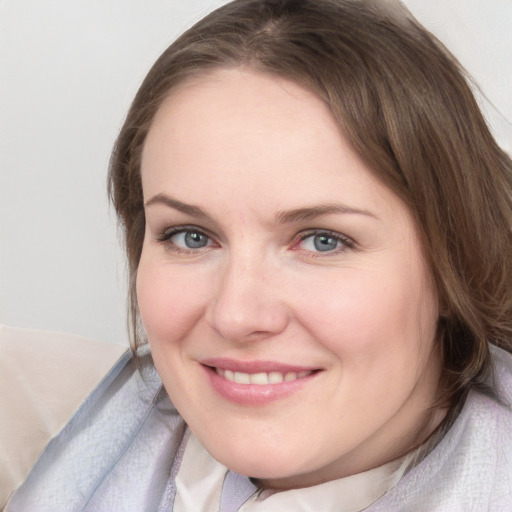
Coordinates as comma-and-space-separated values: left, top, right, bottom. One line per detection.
200, 357, 319, 373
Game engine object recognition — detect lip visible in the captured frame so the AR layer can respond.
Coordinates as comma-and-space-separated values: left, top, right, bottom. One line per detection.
200, 358, 321, 406
201, 357, 318, 374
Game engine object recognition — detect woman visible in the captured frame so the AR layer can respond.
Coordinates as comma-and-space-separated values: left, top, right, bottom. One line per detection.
6, 0, 512, 510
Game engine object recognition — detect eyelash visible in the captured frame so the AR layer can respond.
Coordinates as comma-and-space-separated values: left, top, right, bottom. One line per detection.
155, 225, 215, 254
155, 225, 355, 256
294, 229, 355, 255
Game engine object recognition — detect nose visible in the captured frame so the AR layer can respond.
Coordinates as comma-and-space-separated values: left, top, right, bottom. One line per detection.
206, 254, 289, 343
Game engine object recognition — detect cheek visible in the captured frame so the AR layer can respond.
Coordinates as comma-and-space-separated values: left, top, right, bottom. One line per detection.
136, 255, 210, 343
296, 264, 438, 365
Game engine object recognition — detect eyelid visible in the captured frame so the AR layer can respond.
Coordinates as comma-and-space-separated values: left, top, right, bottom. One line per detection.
155, 224, 207, 240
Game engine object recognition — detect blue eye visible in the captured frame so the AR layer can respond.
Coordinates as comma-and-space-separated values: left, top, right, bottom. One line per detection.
298, 232, 349, 253
173, 230, 210, 249
159, 228, 212, 250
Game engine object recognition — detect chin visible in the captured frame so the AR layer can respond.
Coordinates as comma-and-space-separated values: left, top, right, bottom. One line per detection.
204, 436, 311, 482
224, 454, 330, 491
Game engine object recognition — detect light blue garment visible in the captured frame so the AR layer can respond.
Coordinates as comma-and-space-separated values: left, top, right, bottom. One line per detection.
6, 347, 188, 512
367, 345, 512, 511
7, 346, 512, 511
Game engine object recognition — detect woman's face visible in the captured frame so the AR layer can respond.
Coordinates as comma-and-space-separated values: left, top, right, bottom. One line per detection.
138, 69, 442, 489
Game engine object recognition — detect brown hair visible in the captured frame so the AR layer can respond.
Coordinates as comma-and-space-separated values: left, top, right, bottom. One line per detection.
108, 0, 512, 406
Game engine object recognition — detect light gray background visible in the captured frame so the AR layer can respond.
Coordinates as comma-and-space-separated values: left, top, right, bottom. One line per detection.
1, 0, 511, 345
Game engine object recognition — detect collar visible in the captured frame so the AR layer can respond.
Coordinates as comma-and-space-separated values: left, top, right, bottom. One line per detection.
173, 431, 413, 512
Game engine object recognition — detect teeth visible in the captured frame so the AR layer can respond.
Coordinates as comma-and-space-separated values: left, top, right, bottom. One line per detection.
268, 372, 284, 384
234, 371, 251, 384
250, 372, 269, 385
215, 368, 312, 385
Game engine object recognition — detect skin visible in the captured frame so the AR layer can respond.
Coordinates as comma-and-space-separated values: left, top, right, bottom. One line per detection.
137, 68, 445, 490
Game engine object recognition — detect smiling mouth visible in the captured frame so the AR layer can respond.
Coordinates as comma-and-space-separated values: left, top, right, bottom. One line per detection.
201, 361, 321, 404
214, 368, 314, 385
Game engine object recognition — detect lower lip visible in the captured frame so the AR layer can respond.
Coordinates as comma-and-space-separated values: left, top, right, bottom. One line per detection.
202, 365, 318, 405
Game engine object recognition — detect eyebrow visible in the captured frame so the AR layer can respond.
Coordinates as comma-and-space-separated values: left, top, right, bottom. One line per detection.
275, 204, 378, 223
145, 193, 377, 223
145, 193, 208, 218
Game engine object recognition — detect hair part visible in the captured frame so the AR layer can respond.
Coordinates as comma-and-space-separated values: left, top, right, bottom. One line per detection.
108, 0, 512, 407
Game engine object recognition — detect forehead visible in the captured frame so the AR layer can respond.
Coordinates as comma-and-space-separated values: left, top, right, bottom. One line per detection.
144, 68, 340, 164
141, 68, 403, 220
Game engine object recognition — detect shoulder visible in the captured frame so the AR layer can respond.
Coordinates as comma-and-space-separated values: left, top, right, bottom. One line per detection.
370, 345, 512, 511
0, 324, 128, 509
4, 330, 187, 512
